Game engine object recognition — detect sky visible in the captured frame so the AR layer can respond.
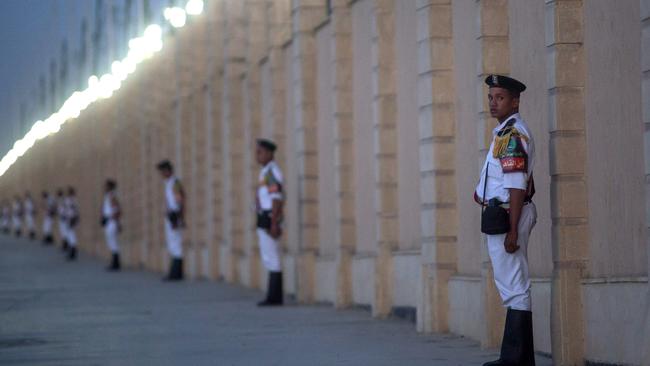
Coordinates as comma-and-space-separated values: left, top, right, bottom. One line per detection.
0, 0, 170, 155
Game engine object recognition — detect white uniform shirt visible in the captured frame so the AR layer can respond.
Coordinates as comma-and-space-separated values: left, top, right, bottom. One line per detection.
103, 191, 117, 219
257, 161, 284, 211
24, 198, 34, 216
64, 197, 78, 220
475, 113, 535, 203
57, 197, 67, 219
13, 201, 22, 216
165, 176, 182, 212
46, 196, 57, 217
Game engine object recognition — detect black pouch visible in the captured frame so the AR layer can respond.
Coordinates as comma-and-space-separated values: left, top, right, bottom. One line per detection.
256, 211, 272, 229
100, 216, 108, 227
481, 201, 510, 234
168, 211, 180, 228
480, 165, 510, 235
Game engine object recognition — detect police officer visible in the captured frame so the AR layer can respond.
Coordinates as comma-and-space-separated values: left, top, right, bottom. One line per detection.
42, 191, 56, 244
23, 191, 36, 240
476, 75, 537, 366
65, 187, 80, 261
255, 139, 284, 306
56, 189, 69, 251
101, 179, 122, 271
1, 200, 10, 234
12, 195, 23, 237
157, 160, 185, 281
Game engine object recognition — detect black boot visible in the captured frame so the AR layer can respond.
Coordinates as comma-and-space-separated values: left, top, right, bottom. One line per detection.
14, 230, 21, 237
61, 239, 69, 252
163, 258, 183, 281
29, 231, 35, 240
483, 308, 536, 366
43, 234, 53, 245
67, 247, 77, 261
257, 272, 283, 306
107, 253, 121, 271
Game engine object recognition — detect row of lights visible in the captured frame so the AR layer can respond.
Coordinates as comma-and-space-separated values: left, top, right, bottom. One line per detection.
0, 0, 205, 177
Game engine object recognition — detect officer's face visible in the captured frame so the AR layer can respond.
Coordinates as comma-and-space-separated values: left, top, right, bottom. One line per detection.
256, 147, 273, 165
488, 87, 519, 121
159, 168, 172, 179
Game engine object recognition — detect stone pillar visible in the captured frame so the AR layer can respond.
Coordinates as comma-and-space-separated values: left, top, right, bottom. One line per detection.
416, 0, 458, 333
266, 0, 291, 255
138, 60, 158, 272
188, 17, 211, 279
151, 35, 179, 273
220, 0, 248, 283
371, 0, 397, 318
242, 0, 270, 289
203, 0, 225, 280
475, 0, 510, 349
643, 1, 650, 363
546, 0, 587, 364
330, 0, 355, 309
290, 0, 326, 303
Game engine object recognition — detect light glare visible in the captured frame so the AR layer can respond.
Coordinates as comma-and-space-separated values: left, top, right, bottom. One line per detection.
0, 0, 207, 177
186, 0, 204, 15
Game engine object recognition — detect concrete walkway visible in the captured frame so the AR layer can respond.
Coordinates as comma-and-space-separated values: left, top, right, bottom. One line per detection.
0, 236, 553, 366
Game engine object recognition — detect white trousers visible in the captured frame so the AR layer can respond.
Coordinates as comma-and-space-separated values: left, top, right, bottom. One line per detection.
25, 214, 35, 231
486, 202, 537, 311
58, 220, 68, 242
164, 219, 183, 259
104, 220, 119, 253
67, 225, 77, 248
256, 228, 281, 272
43, 216, 53, 234
12, 216, 21, 231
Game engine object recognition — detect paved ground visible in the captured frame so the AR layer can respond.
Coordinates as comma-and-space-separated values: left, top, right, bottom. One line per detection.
0, 236, 553, 366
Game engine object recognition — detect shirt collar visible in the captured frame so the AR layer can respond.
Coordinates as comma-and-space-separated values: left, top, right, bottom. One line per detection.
492, 112, 520, 136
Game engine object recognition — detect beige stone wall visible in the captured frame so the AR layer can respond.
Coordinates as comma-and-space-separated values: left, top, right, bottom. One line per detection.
642, 0, 650, 362
3, 0, 648, 363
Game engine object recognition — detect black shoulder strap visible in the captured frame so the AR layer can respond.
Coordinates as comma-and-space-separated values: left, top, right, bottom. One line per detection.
482, 163, 489, 213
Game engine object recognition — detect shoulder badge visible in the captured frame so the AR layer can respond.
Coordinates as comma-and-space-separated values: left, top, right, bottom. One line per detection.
173, 180, 184, 195
264, 169, 283, 193
492, 119, 528, 173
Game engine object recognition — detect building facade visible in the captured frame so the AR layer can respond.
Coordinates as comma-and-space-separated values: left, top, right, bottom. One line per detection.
2, 0, 649, 364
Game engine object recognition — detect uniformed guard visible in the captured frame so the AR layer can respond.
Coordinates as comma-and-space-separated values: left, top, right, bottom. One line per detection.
41, 191, 56, 244
12, 195, 23, 237
56, 189, 69, 251
476, 75, 537, 366
255, 139, 285, 306
1, 201, 10, 234
156, 160, 185, 281
101, 179, 122, 271
23, 192, 36, 240
65, 187, 80, 261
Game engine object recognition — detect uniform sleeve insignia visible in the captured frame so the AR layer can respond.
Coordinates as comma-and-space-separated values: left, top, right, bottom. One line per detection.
264, 170, 283, 193
173, 180, 185, 195
493, 122, 528, 173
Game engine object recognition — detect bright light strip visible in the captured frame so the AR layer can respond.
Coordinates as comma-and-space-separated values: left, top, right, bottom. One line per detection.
164, 7, 187, 28
0, 1, 202, 178
185, 0, 204, 16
